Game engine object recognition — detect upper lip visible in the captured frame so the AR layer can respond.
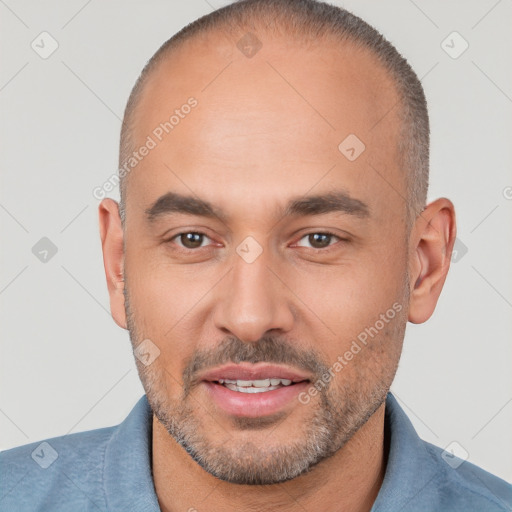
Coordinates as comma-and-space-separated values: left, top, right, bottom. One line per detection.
199, 363, 311, 383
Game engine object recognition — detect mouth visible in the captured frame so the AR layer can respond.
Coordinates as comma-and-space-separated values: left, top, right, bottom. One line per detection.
213, 377, 301, 393
200, 363, 312, 418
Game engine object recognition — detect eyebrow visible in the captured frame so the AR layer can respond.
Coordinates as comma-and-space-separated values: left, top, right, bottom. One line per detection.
144, 190, 370, 224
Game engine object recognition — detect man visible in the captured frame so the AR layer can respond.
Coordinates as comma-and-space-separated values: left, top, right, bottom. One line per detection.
1, 0, 511, 510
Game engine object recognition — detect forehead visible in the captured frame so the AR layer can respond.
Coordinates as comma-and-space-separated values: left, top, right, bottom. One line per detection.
126, 31, 404, 226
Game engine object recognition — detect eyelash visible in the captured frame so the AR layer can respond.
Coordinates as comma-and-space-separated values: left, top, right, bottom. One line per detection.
167, 231, 345, 253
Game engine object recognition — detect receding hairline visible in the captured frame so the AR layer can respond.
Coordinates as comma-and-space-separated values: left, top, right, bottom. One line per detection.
118, 0, 429, 230
124, 27, 399, 162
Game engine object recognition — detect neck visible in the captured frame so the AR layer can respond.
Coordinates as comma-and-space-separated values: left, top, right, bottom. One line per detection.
152, 403, 388, 512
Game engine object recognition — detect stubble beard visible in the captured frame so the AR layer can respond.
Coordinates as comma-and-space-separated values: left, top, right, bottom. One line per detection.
124, 284, 408, 485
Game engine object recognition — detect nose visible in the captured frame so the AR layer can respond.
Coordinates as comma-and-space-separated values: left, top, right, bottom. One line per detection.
212, 245, 295, 342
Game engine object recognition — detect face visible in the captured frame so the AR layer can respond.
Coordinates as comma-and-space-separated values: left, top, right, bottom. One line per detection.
120, 32, 411, 485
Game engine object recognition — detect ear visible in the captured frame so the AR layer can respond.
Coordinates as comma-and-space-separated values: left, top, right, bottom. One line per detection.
98, 198, 127, 329
408, 198, 457, 324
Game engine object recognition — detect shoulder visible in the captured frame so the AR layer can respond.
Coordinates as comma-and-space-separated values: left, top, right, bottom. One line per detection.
422, 439, 512, 511
0, 395, 158, 512
377, 393, 512, 511
0, 426, 116, 512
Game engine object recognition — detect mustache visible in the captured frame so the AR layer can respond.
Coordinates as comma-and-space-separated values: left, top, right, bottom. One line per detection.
182, 335, 329, 395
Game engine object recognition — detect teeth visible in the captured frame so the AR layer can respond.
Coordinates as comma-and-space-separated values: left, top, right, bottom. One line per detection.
252, 379, 271, 387
224, 383, 282, 393
216, 377, 295, 391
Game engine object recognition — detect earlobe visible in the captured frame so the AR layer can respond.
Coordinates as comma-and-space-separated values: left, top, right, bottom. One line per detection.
408, 198, 456, 324
98, 199, 127, 329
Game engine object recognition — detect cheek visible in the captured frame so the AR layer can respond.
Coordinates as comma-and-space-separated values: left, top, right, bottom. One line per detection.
288, 249, 406, 350
125, 252, 216, 371
127, 248, 199, 323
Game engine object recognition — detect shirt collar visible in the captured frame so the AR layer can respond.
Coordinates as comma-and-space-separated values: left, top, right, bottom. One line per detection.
103, 396, 160, 511
103, 392, 437, 511
371, 393, 439, 511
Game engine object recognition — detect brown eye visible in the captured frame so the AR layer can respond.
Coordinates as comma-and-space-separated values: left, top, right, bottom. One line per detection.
309, 233, 332, 249
296, 232, 340, 250
175, 232, 209, 249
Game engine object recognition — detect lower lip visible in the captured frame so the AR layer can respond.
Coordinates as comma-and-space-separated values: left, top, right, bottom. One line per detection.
202, 381, 310, 418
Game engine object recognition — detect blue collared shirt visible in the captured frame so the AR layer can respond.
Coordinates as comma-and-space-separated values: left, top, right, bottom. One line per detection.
1, 393, 511, 511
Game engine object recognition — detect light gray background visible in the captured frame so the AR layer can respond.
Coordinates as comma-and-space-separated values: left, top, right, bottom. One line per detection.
1, 0, 511, 483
